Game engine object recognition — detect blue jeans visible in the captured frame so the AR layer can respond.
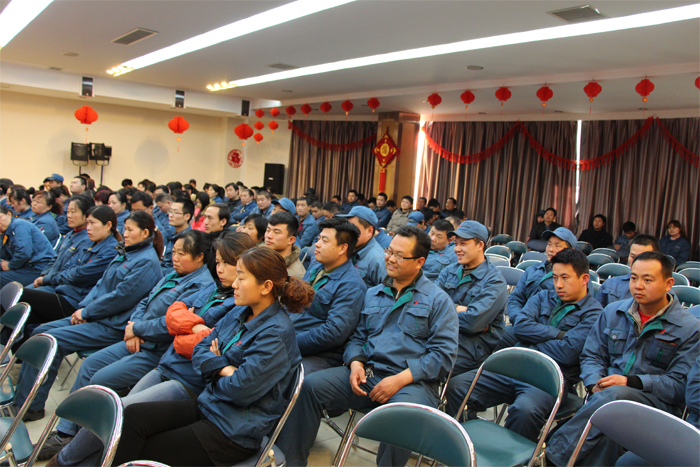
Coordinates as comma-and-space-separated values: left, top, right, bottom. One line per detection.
276, 366, 439, 467
13, 318, 123, 412
546, 386, 676, 466
57, 369, 193, 466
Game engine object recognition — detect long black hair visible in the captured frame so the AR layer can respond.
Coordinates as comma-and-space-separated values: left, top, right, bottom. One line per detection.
125, 211, 165, 259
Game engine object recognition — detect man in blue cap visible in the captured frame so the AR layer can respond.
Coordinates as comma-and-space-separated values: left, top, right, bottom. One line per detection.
407, 210, 428, 232
271, 197, 296, 215
43, 174, 64, 190
436, 220, 507, 375
423, 219, 458, 281
336, 206, 387, 288
294, 197, 320, 250
507, 226, 579, 322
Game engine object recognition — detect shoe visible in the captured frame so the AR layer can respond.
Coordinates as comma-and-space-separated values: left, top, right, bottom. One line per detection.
45, 453, 61, 467
36, 432, 73, 461
21, 408, 45, 422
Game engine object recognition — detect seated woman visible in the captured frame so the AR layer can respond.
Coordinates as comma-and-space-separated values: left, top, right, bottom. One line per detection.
190, 192, 209, 232
659, 219, 691, 266
107, 191, 130, 235
18, 205, 120, 332
237, 212, 268, 246
93, 189, 111, 206
206, 184, 225, 204
51, 186, 72, 235
0, 205, 55, 287
9, 187, 34, 220
11, 210, 165, 421
30, 190, 61, 245
111, 247, 313, 467
47, 232, 256, 464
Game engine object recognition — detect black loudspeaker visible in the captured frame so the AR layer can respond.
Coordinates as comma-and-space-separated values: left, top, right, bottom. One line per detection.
241, 99, 250, 116
81, 77, 93, 97
174, 89, 185, 108
263, 163, 285, 196
90, 143, 111, 162
71, 142, 90, 163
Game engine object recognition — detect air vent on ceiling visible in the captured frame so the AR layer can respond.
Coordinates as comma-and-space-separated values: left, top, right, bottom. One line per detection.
48, 66, 63, 71
548, 5, 606, 23
112, 28, 158, 45
267, 63, 298, 71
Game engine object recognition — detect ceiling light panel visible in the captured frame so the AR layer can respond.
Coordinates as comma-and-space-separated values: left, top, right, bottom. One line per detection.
0, 0, 54, 48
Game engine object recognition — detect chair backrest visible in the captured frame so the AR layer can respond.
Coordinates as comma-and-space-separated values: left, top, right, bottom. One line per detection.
596, 263, 630, 281
671, 286, 700, 308
339, 403, 475, 467
485, 254, 510, 267
677, 261, 700, 272
496, 266, 524, 287
672, 272, 689, 287
587, 253, 614, 269
53, 235, 63, 250
567, 400, 700, 467
485, 245, 511, 260
116, 463, 171, 467
0, 303, 31, 367
0, 282, 23, 313
588, 269, 600, 284
679, 268, 700, 286
505, 241, 528, 255
688, 305, 700, 319
577, 241, 593, 255
516, 259, 541, 271
521, 251, 546, 263
592, 248, 619, 262
588, 281, 601, 297
491, 234, 513, 245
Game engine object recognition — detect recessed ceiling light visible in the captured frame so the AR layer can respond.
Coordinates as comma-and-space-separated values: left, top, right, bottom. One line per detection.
0, 85, 12, 89
48, 66, 62, 71
209, 4, 700, 90
280, 90, 293, 93
478, 112, 486, 115
554, 110, 564, 113
111, 0, 354, 76
0, 0, 54, 48
466, 65, 484, 71
62, 52, 79, 57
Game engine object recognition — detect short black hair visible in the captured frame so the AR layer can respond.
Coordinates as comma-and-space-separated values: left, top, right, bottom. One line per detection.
256, 189, 271, 200
174, 229, 211, 264
297, 197, 309, 206
632, 251, 674, 279
130, 191, 154, 207
394, 225, 431, 260
156, 184, 170, 194
630, 234, 660, 252
243, 213, 268, 242
622, 221, 636, 233
593, 214, 607, 225
322, 202, 340, 214
386, 200, 397, 208
318, 217, 359, 258
545, 207, 557, 216
155, 193, 173, 204
447, 197, 457, 204
310, 200, 322, 209
550, 248, 589, 277
73, 176, 87, 187
225, 182, 238, 191
66, 195, 95, 216
427, 198, 440, 209
377, 192, 387, 201
348, 189, 358, 196
269, 212, 299, 237
367, 197, 377, 205
207, 203, 231, 226
121, 179, 133, 188
402, 195, 414, 204
431, 219, 453, 233
173, 197, 195, 221
420, 207, 437, 223
418, 196, 427, 203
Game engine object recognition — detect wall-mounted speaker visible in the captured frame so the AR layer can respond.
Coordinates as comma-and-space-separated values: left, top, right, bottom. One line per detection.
241, 99, 250, 116
71, 142, 90, 165
81, 77, 93, 97
90, 143, 111, 161
263, 163, 285, 196
174, 89, 185, 108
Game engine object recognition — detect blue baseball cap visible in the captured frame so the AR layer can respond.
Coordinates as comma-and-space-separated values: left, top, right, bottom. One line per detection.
448, 220, 489, 243
272, 198, 296, 215
407, 211, 425, 226
45, 173, 64, 182
336, 206, 378, 229
541, 227, 580, 250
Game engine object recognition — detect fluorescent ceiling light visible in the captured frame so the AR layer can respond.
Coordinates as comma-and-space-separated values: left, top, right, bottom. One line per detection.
107, 0, 354, 76
209, 4, 700, 90
0, 0, 54, 48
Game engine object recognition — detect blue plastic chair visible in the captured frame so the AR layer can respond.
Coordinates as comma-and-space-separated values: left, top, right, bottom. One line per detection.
588, 269, 600, 284
596, 263, 630, 282
677, 261, 700, 272
520, 251, 546, 263
672, 272, 689, 287
688, 305, 700, 319
0, 282, 23, 314
485, 245, 512, 261
0, 304, 31, 413
587, 254, 614, 270
517, 260, 541, 271
506, 241, 527, 256
491, 234, 513, 245
485, 254, 510, 267
588, 281, 601, 297
577, 242, 593, 255
496, 266, 524, 295
592, 248, 619, 263
566, 400, 700, 467
337, 403, 476, 467
671, 285, 700, 308
679, 268, 700, 287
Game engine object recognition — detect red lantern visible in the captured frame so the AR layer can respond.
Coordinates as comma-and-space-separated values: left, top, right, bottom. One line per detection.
427, 93, 442, 109
255, 109, 264, 119
460, 90, 475, 109
341, 100, 354, 115
696, 76, 700, 90
254, 133, 263, 145
584, 81, 602, 102
268, 121, 279, 133
270, 107, 280, 118
320, 102, 332, 114
367, 97, 380, 113
234, 123, 254, 146
75, 106, 98, 125
300, 104, 312, 116
495, 87, 511, 105
168, 116, 189, 133
635, 78, 655, 103
536, 86, 553, 107
285, 106, 296, 118
254, 121, 264, 131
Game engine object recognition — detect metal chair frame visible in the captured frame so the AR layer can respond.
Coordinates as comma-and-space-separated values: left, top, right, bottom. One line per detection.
595, 263, 630, 282
0, 282, 23, 313
520, 251, 547, 264
679, 268, 700, 286
485, 246, 512, 261
671, 285, 700, 308
485, 254, 510, 267
0, 303, 31, 415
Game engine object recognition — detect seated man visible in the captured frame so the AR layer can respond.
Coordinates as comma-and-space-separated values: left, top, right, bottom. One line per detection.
527, 207, 561, 251
436, 221, 507, 375
578, 214, 614, 250
446, 249, 603, 441
596, 234, 658, 307
161, 198, 193, 274
202, 203, 230, 235
337, 206, 387, 288
613, 221, 637, 252
546, 251, 699, 466
130, 191, 167, 235
293, 218, 367, 374
294, 197, 320, 249
423, 219, 457, 281
271, 197, 295, 215
255, 189, 274, 218
264, 212, 305, 279
153, 193, 174, 238
372, 192, 391, 229
507, 226, 578, 322
229, 188, 259, 223
276, 225, 458, 467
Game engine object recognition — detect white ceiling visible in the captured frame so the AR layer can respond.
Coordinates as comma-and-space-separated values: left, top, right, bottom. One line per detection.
1, 0, 699, 116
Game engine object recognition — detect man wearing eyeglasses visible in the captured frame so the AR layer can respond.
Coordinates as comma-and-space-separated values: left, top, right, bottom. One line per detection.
435, 220, 508, 375
161, 198, 193, 274
277, 225, 459, 467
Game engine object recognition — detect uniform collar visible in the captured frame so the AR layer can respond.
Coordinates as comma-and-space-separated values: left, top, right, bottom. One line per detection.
618, 293, 684, 327
355, 237, 379, 259
380, 270, 427, 297
466, 257, 490, 280
243, 301, 283, 332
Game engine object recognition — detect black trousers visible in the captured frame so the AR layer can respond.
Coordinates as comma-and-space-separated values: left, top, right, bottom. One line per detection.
20, 288, 77, 325
112, 399, 257, 467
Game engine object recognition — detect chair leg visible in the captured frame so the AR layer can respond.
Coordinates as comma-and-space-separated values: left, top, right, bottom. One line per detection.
495, 404, 509, 425
58, 354, 80, 390
332, 410, 357, 467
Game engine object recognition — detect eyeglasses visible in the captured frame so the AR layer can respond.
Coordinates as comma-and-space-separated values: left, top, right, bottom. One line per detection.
169, 210, 184, 216
384, 248, 420, 262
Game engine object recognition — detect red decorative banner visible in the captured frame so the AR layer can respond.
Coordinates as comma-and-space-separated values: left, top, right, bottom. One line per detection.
424, 117, 699, 171
373, 130, 401, 192
288, 121, 376, 151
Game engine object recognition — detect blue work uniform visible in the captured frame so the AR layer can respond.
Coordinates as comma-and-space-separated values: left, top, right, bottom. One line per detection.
30, 211, 59, 245
595, 273, 631, 307
341, 200, 359, 212
55, 213, 71, 235
423, 244, 457, 281
352, 237, 387, 288
292, 259, 367, 373
436, 258, 508, 374
15, 209, 35, 220
277, 271, 459, 467
13, 240, 163, 415
506, 260, 555, 321
1, 218, 55, 286
659, 235, 691, 266
230, 201, 259, 223
305, 216, 326, 251
161, 226, 191, 274
687, 355, 700, 428
295, 214, 320, 249
373, 206, 391, 229
192, 301, 301, 451
259, 204, 274, 218
38, 227, 91, 285
375, 228, 392, 248
546, 296, 700, 466
115, 210, 130, 235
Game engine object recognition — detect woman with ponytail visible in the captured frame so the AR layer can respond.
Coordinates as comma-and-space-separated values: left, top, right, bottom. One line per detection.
112, 247, 314, 467
30, 190, 60, 245
107, 191, 130, 235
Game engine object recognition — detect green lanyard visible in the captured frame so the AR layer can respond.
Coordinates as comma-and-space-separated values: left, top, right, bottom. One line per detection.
389, 287, 415, 313
221, 325, 245, 354
147, 273, 178, 306
539, 271, 553, 285
548, 300, 577, 328
197, 289, 224, 317
458, 272, 474, 287
622, 317, 665, 375
309, 267, 330, 291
